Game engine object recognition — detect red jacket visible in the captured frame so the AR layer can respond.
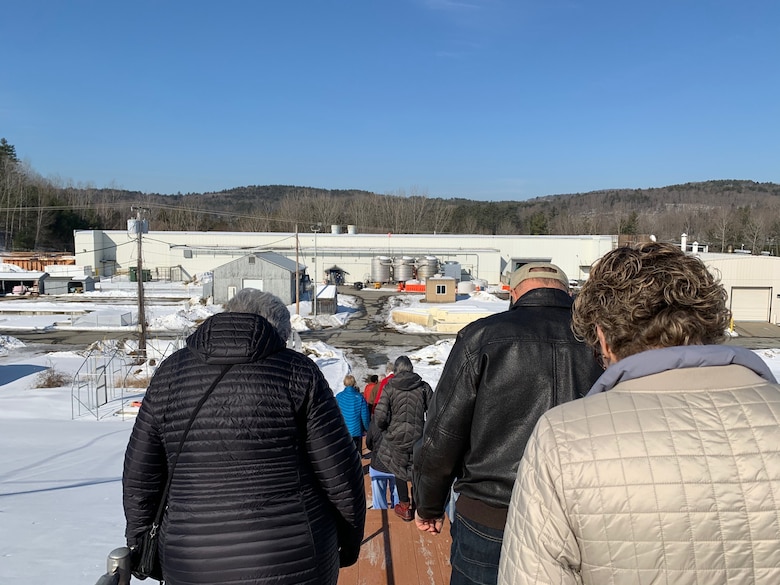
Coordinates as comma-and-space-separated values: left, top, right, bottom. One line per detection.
363, 382, 378, 405
374, 374, 394, 409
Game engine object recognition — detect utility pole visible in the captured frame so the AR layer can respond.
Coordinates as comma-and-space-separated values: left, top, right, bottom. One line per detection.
131, 207, 148, 361
295, 224, 300, 315
311, 222, 322, 317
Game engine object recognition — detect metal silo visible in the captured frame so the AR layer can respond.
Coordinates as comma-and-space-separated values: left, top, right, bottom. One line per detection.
371, 256, 392, 283
416, 256, 440, 280
393, 256, 415, 282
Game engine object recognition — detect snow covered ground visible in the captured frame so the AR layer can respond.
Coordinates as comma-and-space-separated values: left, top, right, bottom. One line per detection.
0, 281, 456, 585
0, 279, 768, 584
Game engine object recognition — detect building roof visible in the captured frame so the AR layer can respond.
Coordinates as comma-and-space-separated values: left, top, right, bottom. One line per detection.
252, 251, 306, 273
46, 275, 94, 282
0, 271, 47, 280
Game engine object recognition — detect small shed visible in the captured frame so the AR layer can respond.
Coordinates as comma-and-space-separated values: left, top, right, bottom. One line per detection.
425, 276, 457, 303
0, 271, 48, 295
45, 275, 96, 295
314, 284, 338, 315
325, 265, 348, 285
212, 251, 306, 306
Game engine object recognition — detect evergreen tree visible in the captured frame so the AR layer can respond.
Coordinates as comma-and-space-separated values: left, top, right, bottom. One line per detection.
0, 138, 18, 162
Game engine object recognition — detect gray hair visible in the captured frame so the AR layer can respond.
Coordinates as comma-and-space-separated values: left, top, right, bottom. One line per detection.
225, 288, 291, 342
394, 355, 413, 374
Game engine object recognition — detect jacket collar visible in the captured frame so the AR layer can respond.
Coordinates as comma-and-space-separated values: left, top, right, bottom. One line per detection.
588, 345, 777, 395
187, 312, 286, 365
510, 287, 573, 310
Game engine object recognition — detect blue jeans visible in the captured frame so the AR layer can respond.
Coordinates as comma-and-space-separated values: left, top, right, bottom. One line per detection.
368, 466, 399, 509
449, 513, 504, 585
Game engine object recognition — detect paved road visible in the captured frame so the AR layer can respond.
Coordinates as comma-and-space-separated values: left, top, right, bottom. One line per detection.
301, 288, 454, 368
0, 287, 455, 368
4, 288, 779, 359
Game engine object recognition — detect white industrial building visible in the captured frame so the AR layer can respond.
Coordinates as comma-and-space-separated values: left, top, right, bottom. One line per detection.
72, 228, 780, 324
73, 229, 617, 287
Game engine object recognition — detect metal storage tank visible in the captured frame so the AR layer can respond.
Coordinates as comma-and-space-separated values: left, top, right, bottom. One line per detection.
442, 261, 461, 281
371, 256, 393, 283
393, 256, 415, 282
417, 256, 440, 280
347, 224, 357, 235
457, 281, 476, 294
331, 224, 342, 234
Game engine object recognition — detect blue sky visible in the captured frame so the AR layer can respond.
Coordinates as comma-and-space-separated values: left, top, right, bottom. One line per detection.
3, 0, 779, 201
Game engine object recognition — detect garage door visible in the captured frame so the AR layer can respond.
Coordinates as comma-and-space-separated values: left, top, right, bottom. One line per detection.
242, 279, 264, 291
730, 287, 771, 321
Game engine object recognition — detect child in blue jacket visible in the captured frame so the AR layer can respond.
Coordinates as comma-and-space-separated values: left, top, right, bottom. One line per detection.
336, 374, 370, 454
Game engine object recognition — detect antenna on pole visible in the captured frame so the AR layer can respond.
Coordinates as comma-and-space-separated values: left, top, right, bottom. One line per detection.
311, 222, 322, 317
295, 224, 300, 316
130, 207, 148, 362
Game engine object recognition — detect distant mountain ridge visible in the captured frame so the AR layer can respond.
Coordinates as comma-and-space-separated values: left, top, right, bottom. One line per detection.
2, 138, 779, 254
70, 179, 780, 253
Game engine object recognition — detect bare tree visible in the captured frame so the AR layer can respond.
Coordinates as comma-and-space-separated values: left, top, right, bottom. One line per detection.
712, 207, 732, 253
427, 198, 455, 234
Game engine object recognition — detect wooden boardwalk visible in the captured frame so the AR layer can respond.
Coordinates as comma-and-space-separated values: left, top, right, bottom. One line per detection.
338, 457, 453, 585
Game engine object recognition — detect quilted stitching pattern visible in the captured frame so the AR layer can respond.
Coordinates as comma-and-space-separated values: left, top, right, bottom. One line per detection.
123, 312, 365, 585
372, 372, 433, 481
499, 365, 780, 585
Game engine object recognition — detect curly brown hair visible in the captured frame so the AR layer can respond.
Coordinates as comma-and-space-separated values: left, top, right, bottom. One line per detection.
572, 242, 731, 360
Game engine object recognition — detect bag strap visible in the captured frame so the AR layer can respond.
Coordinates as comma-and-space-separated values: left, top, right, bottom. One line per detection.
150, 363, 233, 528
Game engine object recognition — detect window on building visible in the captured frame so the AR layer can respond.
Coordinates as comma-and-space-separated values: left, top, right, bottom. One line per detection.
183, 249, 192, 259
248, 256, 256, 264
436, 284, 447, 295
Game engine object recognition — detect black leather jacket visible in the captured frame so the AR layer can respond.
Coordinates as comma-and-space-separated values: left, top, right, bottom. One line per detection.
413, 288, 602, 523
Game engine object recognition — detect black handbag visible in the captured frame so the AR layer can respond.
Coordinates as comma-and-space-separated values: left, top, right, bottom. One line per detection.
131, 364, 233, 581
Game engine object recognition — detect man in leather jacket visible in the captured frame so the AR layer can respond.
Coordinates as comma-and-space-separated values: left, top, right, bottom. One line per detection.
413, 263, 602, 585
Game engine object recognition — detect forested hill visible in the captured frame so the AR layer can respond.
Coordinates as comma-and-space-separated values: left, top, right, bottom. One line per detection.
1, 138, 778, 253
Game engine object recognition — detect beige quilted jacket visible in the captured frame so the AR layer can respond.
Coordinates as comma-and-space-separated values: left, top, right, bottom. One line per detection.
498, 364, 780, 585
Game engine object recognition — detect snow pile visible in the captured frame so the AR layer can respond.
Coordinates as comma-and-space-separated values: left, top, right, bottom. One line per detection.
148, 312, 195, 330
301, 341, 352, 393
393, 321, 431, 334
470, 290, 507, 303
409, 339, 455, 365
290, 313, 308, 331
0, 335, 26, 349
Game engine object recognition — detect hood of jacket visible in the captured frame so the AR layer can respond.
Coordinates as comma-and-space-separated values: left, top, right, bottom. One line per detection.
390, 371, 425, 392
186, 311, 286, 365
588, 344, 777, 395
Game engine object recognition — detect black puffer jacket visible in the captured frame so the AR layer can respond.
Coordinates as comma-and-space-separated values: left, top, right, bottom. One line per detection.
372, 371, 432, 482
122, 312, 365, 585
413, 288, 603, 523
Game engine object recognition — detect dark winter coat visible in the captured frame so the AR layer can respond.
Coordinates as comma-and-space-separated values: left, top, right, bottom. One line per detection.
413, 287, 603, 525
122, 312, 366, 585
372, 371, 432, 482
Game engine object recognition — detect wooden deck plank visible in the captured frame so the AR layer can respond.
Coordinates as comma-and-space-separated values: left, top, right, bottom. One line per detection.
338, 510, 452, 585
338, 455, 452, 585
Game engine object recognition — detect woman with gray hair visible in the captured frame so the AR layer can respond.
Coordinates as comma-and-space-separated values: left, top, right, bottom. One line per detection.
123, 288, 365, 585
372, 355, 433, 521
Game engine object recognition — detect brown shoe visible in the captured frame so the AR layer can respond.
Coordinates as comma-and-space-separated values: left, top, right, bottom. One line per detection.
394, 502, 413, 522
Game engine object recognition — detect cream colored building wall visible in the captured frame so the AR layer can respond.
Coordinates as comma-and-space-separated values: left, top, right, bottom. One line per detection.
700, 253, 780, 323
74, 230, 617, 286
